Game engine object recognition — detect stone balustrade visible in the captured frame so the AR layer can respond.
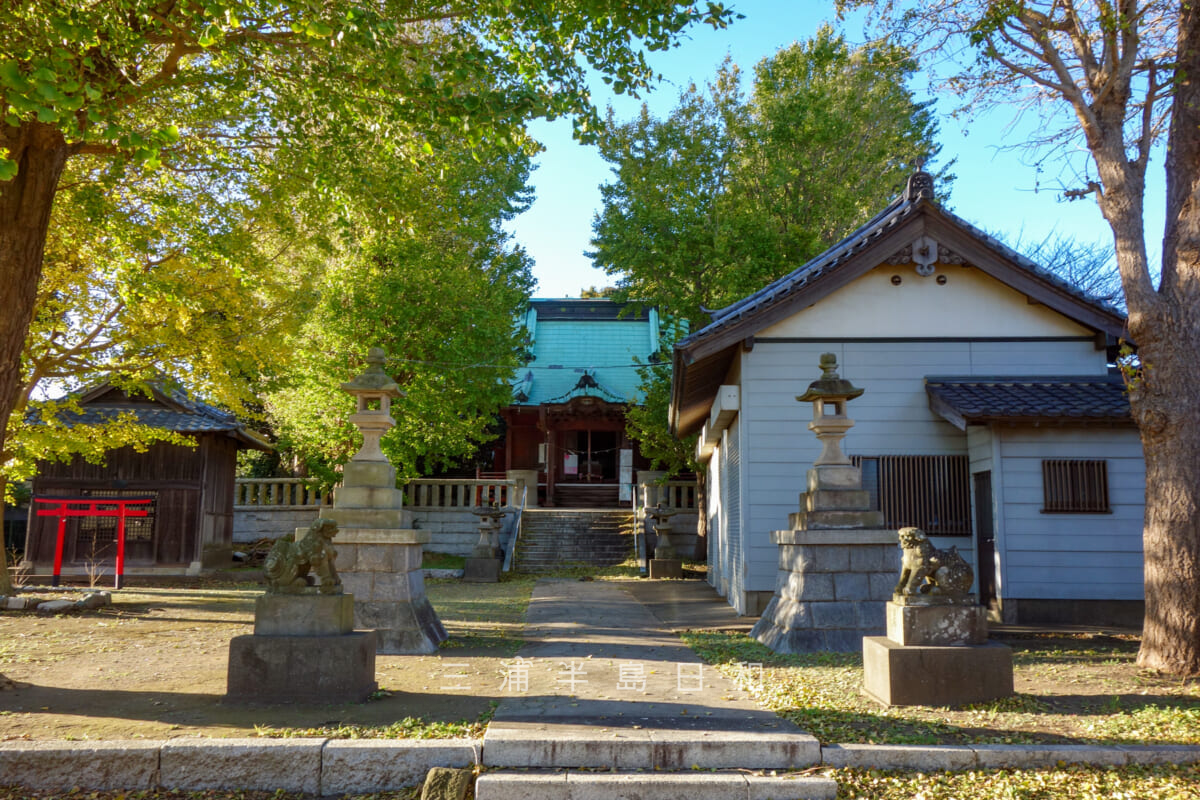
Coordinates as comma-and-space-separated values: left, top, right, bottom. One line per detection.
640, 480, 698, 511
234, 478, 329, 510
403, 479, 515, 509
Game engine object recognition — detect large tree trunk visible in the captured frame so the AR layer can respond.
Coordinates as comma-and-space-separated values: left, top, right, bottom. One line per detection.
1129, 1, 1200, 677
0, 121, 67, 690
0, 502, 11, 597
1129, 325, 1200, 676
0, 122, 68, 485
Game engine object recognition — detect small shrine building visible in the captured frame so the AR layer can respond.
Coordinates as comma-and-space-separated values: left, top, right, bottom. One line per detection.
499, 298, 665, 507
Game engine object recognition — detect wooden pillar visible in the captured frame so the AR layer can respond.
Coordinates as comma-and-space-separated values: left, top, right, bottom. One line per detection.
504, 411, 514, 472
546, 428, 556, 507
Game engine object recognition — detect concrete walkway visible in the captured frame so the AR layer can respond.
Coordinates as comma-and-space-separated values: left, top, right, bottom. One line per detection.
483, 579, 818, 770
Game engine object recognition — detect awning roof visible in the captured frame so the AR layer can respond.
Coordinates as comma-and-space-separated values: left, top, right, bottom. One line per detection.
925, 375, 1132, 430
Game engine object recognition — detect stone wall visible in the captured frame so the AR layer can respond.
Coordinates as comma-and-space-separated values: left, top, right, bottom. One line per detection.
410, 509, 481, 556
233, 506, 518, 558
233, 509, 320, 544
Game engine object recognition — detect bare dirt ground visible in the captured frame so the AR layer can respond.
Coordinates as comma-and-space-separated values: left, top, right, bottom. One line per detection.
0, 576, 1197, 745
0, 578, 528, 740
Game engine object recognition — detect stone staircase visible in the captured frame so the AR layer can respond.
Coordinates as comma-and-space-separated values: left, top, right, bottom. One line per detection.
513, 509, 634, 572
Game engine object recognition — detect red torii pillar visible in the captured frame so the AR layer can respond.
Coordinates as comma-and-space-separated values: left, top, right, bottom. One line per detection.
33, 497, 153, 589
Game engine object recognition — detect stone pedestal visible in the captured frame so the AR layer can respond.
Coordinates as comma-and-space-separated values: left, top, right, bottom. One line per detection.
753, 459, 900, 653
463, 557, 501, 583
862, 597, 1013, 706
649, 558, 683, 579
226, 594, 377, 704
254, 593, 355, 636
887, 600, 987, 646
332, 528, 447, 654
862, 637, 1013, 706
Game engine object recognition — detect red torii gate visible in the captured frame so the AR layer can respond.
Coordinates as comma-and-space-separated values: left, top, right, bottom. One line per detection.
33, 496, 154, 589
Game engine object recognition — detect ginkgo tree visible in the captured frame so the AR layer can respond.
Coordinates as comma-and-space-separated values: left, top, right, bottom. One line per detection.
0, 0, 736, 507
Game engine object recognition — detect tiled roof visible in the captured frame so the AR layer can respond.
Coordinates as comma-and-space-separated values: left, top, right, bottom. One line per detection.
51, 381, 271, 449
512, 300, 657, 406
925, 376, 1131, 426
680, 178, 1125, 349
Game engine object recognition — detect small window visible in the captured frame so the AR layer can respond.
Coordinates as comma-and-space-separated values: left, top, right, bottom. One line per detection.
1042, 460, 1109, 513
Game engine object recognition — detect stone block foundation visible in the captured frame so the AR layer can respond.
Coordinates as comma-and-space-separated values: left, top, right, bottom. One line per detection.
226, 631, 378, 704
862, 636, 1014, 707
752, 529, 899, 653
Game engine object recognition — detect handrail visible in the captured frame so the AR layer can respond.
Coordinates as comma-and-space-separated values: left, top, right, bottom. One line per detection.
632, 481, 648, 575
501, 484, 528, 573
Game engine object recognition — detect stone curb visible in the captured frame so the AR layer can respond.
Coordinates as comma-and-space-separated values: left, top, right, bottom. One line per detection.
0, 739, 1197, 792
821, 743, 1200, 770
0, 737, 482, 793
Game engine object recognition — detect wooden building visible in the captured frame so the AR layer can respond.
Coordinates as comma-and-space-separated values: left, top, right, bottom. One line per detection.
25, 381, 269, 576
673, 170, 1142, 625
500, 299, 665, 507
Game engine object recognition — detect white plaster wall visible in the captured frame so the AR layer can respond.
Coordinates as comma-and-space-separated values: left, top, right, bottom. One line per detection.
758, 265, 1096, 340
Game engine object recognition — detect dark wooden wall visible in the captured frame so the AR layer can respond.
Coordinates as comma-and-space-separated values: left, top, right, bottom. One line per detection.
28, 435, 236, 567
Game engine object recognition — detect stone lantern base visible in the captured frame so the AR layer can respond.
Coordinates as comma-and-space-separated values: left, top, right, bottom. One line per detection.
648, 558, 683, 579
331, 527, 447, 654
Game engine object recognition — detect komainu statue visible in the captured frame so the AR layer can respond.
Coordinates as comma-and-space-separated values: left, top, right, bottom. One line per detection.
264, 518, 342, 595
894, 527, 973, 600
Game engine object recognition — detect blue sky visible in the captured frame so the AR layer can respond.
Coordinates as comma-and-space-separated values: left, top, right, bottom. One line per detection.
506, 1, 1162, 299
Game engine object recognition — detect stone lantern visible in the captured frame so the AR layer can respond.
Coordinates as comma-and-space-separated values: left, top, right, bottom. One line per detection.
340, 347, 404, 462
750, 353, 898, 655
318, 346, 447, 655
796, 353, 863, 466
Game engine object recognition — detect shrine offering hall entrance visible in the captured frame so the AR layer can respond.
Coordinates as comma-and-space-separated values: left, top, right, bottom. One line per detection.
501, 397, 648, 507
560, 429, 619, 482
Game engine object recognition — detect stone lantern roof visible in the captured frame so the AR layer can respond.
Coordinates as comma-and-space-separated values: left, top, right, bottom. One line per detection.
341, 347, 403, 399
797, 353, 864, 403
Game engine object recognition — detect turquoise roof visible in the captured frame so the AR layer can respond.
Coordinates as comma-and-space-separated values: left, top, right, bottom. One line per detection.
512, 299, 660, 406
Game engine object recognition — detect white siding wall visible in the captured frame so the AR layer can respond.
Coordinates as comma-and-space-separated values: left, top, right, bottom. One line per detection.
737, 338, 1107, 595
995, 427, 1145, 600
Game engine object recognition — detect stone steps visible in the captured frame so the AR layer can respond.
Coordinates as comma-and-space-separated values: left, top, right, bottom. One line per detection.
475, 771, 836, 800
514, 510, 635, 572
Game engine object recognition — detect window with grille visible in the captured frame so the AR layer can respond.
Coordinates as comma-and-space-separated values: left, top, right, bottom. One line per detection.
1042, 460, 1109, 513
76, 490, 157, 555
852, 455, 971, 536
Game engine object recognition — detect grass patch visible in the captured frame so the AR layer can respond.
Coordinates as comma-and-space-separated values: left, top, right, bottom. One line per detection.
834, 762, 1200, 799
681, 630, 1200, 746
254, 703, 495, 740
0, 791, 420, 800
427, 575, 534, 656
421, 551, 466, 570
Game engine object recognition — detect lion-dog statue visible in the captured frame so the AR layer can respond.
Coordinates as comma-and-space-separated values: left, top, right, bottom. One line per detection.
894, 526, 973, 599
264, 518, 342, 595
